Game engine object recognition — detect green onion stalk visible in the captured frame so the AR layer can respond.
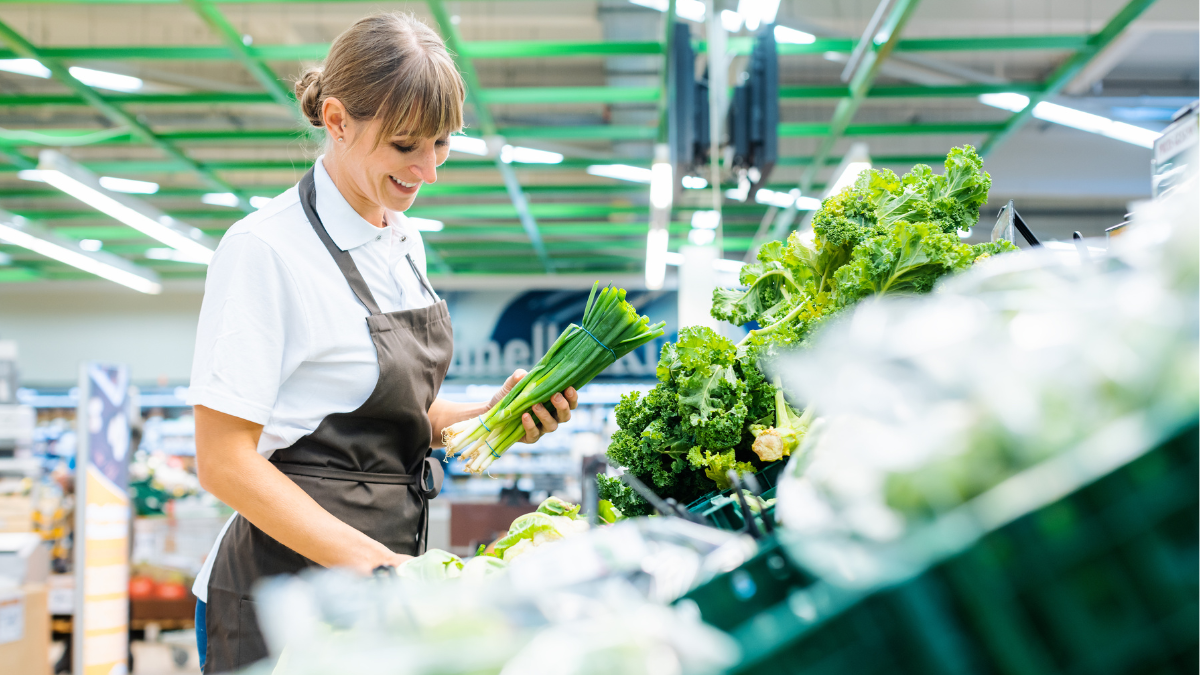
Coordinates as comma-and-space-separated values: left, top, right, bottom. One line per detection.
443, 282, 666, 473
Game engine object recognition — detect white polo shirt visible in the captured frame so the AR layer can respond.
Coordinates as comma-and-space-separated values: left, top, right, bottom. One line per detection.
187, 157, 438, 601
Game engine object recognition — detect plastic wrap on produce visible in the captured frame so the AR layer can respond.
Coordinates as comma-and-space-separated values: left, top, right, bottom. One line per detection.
250, 518, 748, 675
766, 178, 1198, 579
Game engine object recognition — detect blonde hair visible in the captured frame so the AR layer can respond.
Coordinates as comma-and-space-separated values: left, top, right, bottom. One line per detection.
294, 13, 465, 145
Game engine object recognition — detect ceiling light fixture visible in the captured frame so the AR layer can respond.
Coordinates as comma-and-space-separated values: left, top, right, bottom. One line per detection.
0, 58, 50, 78
407, 217, 444, 232
629, 0, 706, 23
68, 66, 142, 92
249, 196, 272, 209
500, 145, 563, 164
773, 25, 816, 44
644, 227, 669, 290
681, 175, 708, 189
587, 164, 653, 183
449, 135, 489, 156
720, 10, 744, 33
98, 176, 158, 195
24, 150, 215, 264
201, 192, 241, 208
0, 210, 161, 293
979, 93, 1161, 148
736, 0, 781, 31
144, 248, 211, 265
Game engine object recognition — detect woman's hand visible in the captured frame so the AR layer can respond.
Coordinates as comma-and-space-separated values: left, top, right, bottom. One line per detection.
490, 369, 579, 444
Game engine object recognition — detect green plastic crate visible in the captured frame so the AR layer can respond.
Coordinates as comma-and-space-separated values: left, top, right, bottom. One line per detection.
729, 423, 1199, 675
685, 459, 787, 530
678, 536, 813, 634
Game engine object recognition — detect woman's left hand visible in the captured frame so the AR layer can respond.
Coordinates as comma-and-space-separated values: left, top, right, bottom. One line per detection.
489, 369, 579, 444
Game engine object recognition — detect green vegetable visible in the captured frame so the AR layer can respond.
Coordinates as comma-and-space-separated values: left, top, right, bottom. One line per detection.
536, 496, 581, 519
603, 146, 1019, 516
444, 283, 665, 473
397, 549, 464, 582
749, 376, 815, 462
596, 499, 622, 524
460, 555, 507, 581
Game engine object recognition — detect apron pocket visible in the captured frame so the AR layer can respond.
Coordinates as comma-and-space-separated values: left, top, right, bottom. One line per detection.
237, 597, 269, 668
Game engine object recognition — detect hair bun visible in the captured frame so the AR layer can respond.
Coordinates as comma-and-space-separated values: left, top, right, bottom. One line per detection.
295, 68, 324, 128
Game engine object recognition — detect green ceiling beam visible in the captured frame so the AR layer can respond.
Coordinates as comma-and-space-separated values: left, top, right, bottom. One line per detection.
781, 81, 1046, 100
981, 0, 1159, 156
0, 33, 1095, 63
428, 0, 549, 274
0, 92, 279, 107
182, 0, 299, 109
479, 86, 659, 105
0, 19, 254, 212
500, 126, 658, 141
778, 121, 1005, 137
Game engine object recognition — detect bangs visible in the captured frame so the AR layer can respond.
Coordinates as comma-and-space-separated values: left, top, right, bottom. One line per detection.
374, 48, 465, 143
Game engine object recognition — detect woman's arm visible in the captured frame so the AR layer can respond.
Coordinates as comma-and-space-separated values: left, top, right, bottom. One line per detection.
428, 370, 578, 448
194, 405, 411, 573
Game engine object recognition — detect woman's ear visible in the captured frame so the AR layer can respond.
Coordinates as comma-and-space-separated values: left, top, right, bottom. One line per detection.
321, 96, 348, 139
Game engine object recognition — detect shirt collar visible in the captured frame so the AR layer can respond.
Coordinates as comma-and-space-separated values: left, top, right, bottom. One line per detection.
313, 155, 391, 252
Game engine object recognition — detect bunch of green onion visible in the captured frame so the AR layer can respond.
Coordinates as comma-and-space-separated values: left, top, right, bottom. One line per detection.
444, 283, 665, 473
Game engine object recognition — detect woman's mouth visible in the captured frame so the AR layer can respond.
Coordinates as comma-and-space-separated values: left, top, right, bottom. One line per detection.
389, 175, 421, 194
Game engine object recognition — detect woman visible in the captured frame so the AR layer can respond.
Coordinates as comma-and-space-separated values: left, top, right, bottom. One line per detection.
187, 14, 577, 673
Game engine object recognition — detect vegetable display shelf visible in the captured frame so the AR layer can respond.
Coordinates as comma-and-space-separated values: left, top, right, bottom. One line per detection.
685, 459, 786, 530
723, 422, 1198, 675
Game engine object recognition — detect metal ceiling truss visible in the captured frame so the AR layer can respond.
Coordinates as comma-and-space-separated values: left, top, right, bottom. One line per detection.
0, 0, 1160, 283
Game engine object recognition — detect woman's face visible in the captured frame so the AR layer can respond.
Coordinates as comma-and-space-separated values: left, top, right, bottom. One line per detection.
336, 115, 451, 214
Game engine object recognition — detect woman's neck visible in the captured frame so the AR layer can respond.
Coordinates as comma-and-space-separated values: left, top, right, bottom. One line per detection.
321, 152, 386, 228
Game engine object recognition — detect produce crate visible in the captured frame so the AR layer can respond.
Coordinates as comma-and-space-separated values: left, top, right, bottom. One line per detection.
685, 459, 787, 530
728, 423, 1199, 675
678, 535, 813, 633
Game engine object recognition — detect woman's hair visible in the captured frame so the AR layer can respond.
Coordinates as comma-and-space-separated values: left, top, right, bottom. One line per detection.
294, 13, 465, 145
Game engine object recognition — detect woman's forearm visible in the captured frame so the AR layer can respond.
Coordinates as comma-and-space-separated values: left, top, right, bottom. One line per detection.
194, 405, 402, 572
427, 398, 489, 448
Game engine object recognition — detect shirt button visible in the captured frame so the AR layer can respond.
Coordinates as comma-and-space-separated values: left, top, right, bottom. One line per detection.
401, 235, 407, 242
375, 235, 381, 241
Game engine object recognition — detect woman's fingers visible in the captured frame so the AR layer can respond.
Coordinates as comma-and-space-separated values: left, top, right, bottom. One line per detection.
563, 387, 579, 410
531, 403, 558, 433
550, 392, 572, 423
521, 412, 540, 443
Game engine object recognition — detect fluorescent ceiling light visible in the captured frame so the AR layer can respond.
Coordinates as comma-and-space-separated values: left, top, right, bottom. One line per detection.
795, 196, 822, 210
98, 176, 158, 194
645, 227, 669, 290
68, 67, 142, 92
721, 10, 744, 32
202, 192, 241, 208
629, 0, 705, 22
649, 162, 673, 210
500, 145, 563, 164
449, 135, 488, 156
978, 92, 1031, 113
774, 25, 816, 44
587, 164, 652, 183
662, 252, 744, 274
688, 228, 716, 245
249, 196, 272, 209
827, 161, 871, 196
754, 187, 800, 208
78, 238, 102, 252
691, 210, 720, 230
737, 0, 780, 31
979, 93, 1161, 148
712, 258, 744, 273
144, 247, 210, 265
28, 150, 215, 264
0, 211, 161, 293
407, 217, 444, 232
0, 59, 50, 78
681, 175, 708, 189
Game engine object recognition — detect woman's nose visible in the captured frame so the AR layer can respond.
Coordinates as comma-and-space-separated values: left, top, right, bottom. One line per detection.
411, 147, 438, 184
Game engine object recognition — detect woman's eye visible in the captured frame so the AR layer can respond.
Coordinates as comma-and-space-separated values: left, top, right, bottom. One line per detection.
394, 144, 416, 153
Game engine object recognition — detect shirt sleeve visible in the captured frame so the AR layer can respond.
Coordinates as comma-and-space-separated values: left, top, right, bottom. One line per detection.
186, 231, 309, 425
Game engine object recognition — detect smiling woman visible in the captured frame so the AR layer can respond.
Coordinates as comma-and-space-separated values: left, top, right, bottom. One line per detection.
188, 12, 578, 675
294, 13, 466, 223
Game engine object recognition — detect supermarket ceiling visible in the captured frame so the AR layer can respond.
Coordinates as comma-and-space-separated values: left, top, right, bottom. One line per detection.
0, 0, 1196, 286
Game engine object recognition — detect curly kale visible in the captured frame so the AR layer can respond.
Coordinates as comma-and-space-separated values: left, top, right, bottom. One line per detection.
873, 145, 991, 234
971, 239, 1020, 261
833, 221, 976, 305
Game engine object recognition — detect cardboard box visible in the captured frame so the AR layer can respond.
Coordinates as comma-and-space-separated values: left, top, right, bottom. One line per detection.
0, 583, 49, 675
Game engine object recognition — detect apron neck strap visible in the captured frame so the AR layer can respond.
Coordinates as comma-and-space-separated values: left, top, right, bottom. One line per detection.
405, 252, 440, 303
299, 168, 382, 316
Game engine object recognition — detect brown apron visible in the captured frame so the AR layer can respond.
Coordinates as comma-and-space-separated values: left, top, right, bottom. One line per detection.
203, 168, 453, 673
